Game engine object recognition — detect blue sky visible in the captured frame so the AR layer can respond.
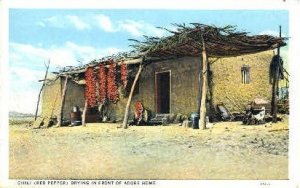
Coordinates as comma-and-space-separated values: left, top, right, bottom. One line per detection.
9, 9, 289, 113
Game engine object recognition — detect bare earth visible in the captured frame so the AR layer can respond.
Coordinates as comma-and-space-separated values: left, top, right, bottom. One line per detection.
9, 117, 288, 180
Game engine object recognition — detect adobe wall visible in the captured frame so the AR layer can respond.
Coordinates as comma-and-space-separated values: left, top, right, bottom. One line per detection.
129, 51, 273, 119
109, 57, 201, 120
41, 77, 85, 120
211, 50, 273, 113
41, 51, 273, 122
137, 57, 201, 117
41, 78, 61, 119
63, 78, 85, 119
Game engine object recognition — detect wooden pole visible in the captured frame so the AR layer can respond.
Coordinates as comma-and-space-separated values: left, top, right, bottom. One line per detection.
82, 99, 88, 126
34, 60, 50, 121
122, 62, 144, 129
56, 76, 69, 127
196, 57, 202, 115
199, 37, 208, 130
271, 25, 281, 123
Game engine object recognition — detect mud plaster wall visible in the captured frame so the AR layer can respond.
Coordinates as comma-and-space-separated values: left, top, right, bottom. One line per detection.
211, 50, 273, 113
139, 57, 201, 117
41, 78, 85, 120
42, 51, 273, 121
63, 78, 85, 119
110, 51, 273, 119
109, 57, 201, 120
109, 82, 140, 121
41, 78, 61, 119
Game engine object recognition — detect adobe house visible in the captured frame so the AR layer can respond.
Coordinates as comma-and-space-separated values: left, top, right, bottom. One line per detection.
39, 24, 286, 129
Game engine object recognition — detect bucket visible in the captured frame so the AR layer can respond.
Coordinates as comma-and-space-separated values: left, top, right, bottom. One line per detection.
191, 113, 199, 129
70, 111, 82, 126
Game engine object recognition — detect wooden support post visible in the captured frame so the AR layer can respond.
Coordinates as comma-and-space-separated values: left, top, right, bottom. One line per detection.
122, 62, 144, 129
271, 25, 281, 123
82, 99, 88, 126
271, 67, 279, 123
196, 57, 202, 115
34, 60, 50, 121
199, 38, 208, 130
56, 76, 69, 127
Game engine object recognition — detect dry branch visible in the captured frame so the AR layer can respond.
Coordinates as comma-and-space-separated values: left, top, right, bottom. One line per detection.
34, 60, 50, 121
130, 23, 286, 58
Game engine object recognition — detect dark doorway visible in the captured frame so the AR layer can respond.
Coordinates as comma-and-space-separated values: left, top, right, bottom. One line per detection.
155, 71, 170, 114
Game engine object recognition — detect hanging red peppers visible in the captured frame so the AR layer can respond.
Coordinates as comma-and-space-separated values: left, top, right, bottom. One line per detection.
107, 61, 119, 103
98, 64, 107, 105
135, 101, 144, 121
120, 60, 128, 88
85, 67, 97, 107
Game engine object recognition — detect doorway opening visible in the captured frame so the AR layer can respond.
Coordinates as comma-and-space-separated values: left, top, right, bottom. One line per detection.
155, 71, 171, 114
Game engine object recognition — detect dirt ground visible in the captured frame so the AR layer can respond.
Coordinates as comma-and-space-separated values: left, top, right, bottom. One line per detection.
9, 116, 288, 180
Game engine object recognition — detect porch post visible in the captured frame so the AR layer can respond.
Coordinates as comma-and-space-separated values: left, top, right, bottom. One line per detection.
34, 60, 50, 121
56, 76, 69, 127
82, 99, 88, 126
122, 61, 144, 129
271, 25, 282, 123
199, 38, 208, 130
196, 56, 202, 115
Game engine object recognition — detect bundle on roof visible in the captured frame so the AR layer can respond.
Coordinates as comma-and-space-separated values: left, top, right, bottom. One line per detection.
130, 23, 287, 58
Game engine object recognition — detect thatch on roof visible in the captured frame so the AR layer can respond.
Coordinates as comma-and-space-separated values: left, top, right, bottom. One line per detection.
55, 23, 287, 77
54, 51, 142, 76
130, 23, 287, 58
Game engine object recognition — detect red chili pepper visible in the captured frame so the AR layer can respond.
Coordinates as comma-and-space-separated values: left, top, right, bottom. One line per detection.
98, 64, 107, 104
107, 61, 119, 103
135, 101, 143, 120
120, 60, 128, 88
85, 67, 97, 107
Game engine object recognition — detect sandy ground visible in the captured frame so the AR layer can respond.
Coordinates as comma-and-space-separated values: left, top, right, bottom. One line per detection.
9, 117, 288, 180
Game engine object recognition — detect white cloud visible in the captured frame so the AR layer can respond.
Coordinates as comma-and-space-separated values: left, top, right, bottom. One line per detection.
106, 47, 122, 55
66, 15, 90, 30
10, 42, 124, 68
9, 66, 46, 114
94, 14, 115, 32
10, 89, 40, 114
44, 16, 65, 28
118, 20, 143, 36
117, 20, 166, 37
10, 42, 76, 68
36, 21, 45, 27
92, 15, 167, 37
9, 41, 124, 113
11, 67, 44, 83
37, 14, 167, 38
37, 15, 90, 31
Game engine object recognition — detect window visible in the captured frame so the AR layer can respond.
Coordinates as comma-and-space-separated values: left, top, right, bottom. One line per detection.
241, 65, 251, 84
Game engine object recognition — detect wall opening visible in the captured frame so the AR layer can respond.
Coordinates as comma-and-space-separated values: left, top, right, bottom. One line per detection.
155, 71, 171, 114
241, 65, 251, 84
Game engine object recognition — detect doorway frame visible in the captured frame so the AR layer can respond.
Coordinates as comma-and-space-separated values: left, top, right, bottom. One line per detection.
155, 70, 172, 114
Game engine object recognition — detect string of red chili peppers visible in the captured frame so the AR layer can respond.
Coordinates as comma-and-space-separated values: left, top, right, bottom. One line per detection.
107, 61, 119, 103
98, 64, 107, 105
85, 60, 128, 106
85, 67, 97, 107
135, 101, 143, 120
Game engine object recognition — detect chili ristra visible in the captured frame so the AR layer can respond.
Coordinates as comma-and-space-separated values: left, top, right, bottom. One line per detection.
85, 67, 97, 107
